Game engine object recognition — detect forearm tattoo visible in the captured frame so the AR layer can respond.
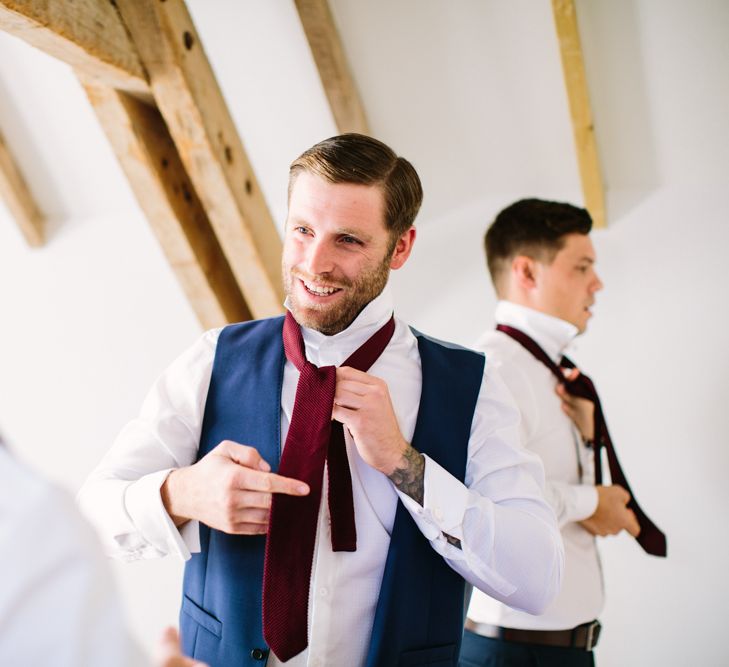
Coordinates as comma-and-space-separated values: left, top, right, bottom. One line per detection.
388, 446, 425, 506
388, 446, 462, 549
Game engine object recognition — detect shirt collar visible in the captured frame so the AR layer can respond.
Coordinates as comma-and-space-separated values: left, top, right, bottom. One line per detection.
284, 284, 395, 366
494, 301, 578, 363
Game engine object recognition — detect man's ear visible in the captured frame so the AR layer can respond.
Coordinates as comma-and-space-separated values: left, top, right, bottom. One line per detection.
512, 255, 538, 290
389, 227, 417, 270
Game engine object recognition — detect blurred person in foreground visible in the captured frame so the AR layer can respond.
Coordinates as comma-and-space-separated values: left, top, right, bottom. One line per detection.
0, 434, 205, 667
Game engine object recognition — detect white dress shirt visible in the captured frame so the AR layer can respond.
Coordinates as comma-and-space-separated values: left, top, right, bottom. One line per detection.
467, 300, 603, 631
78, 286, 563, 667
0, 445, 144, 667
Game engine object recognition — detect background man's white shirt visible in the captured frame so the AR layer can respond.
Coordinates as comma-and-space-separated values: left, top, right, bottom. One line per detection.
467, 300, 602, 631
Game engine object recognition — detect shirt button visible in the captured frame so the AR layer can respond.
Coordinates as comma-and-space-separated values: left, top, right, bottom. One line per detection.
250, 648, 267, 661
434, 508, 444, 521
319, 587, 329, 597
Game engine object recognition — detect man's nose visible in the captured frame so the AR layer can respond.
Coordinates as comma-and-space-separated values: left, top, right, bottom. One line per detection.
305, 239, 335, 275
592, 272, 604, 292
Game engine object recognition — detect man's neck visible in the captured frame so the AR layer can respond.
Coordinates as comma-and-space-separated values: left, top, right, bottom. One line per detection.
494, 301, 578, 362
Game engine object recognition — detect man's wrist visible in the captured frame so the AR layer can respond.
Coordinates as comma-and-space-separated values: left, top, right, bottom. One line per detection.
161, 468, 191, 527
378, 438, 410, 476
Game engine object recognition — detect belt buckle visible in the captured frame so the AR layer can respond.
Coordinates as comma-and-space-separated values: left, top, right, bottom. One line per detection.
584, 620, 601, 650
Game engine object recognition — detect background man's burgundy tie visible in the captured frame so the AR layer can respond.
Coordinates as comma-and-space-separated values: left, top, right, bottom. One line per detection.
496, 324, 667, 557
262, 311, 396, 661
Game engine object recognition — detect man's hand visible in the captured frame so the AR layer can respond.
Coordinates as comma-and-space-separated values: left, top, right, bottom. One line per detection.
555, 371, 595, 441
156, 627, 207, 667
332, 366, 409, 475
161, 440, 309, 535
580, 484, 641, 537
333, 366, 426, 506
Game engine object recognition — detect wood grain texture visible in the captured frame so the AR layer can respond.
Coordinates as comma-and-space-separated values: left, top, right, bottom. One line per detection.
114, 0, 284, 318
0, 0, 149, 95
295, 0, 369, 134
0, 128, 43, 246
552, 0, 606, 228
84, 82, 251, 327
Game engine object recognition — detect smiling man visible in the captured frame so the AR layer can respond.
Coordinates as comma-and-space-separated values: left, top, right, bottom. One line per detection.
461, 199, 653, 667
79, 136, 562, 667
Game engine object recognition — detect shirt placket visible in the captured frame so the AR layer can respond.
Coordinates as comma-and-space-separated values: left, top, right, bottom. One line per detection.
307, 468, 341, 667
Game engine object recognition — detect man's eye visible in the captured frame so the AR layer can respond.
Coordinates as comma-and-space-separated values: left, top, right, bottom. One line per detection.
341, 236, 361, 245
295, 226, 309, 235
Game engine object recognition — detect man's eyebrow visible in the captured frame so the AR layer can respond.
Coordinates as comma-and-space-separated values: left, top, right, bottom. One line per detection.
578, 256, 595, 264
337, 227, 374, 243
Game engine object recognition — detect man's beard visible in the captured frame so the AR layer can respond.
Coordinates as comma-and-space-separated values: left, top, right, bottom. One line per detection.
283, 253, 391, 335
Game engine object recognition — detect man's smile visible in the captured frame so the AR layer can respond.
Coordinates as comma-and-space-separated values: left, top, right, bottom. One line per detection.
301, 278, 343, 298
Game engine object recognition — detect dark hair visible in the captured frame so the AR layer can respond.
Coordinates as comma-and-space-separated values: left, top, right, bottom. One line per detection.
485, 198, 592, 294
289, 133, 423, 242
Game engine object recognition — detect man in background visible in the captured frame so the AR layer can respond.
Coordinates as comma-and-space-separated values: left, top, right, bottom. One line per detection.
461, 199, 665, 667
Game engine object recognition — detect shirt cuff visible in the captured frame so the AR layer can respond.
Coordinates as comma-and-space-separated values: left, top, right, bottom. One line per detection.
573, 484, 599, 522
395, 454, 469, 543
124, 469, 196, 561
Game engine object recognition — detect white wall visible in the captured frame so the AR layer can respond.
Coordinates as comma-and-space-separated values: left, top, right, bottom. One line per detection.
1, 1, 727, 665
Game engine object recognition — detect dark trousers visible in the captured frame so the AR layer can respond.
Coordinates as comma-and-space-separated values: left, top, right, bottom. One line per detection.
459, 629, 596, 667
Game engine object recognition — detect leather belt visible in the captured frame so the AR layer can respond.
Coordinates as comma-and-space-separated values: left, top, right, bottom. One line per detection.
464, 618, 601, 651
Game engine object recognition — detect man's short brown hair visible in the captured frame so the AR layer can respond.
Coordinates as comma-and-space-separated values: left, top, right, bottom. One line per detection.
289, 133, 423, 243
485, 198, 593, 295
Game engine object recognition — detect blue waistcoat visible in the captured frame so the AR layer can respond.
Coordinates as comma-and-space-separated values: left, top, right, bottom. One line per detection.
179, 316, 485, 667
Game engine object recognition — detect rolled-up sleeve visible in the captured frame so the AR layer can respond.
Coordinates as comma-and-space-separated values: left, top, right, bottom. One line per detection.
397, 364, 564, 614
77, 329, 220, 561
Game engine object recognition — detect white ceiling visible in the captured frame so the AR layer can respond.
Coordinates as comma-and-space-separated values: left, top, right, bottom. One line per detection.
0, 0, 727, 242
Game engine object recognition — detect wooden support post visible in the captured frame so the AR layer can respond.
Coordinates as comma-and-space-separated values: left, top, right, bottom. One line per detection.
552, 0, 606, 228
1, 0, 285, 320
0, 128, 44, 246
294, 0, 369, 135
114, 0, 284, 318
84, 83, 251, 328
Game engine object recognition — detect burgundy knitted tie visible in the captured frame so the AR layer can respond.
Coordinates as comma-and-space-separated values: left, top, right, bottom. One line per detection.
262, 311, 396, 661
496, 324, 667, 558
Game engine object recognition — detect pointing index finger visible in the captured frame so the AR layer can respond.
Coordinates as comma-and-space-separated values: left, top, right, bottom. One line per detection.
238, 468, 309, 496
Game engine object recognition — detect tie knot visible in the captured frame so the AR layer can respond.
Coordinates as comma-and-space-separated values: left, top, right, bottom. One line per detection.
283, 309, 397, 373
298, 361, 336, 402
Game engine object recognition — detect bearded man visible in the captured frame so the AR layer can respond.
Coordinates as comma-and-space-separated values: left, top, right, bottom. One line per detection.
79, 134, 562, 667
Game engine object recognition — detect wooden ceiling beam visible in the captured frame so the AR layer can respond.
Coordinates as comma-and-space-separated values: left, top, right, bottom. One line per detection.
0, 0, 284, 320
114, 0, 284, 318
551, 0, 606, 228
295, 0, 369, 135
83, 82, 251, 329
0, 0, 149, 95
0, 127, 44, 246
